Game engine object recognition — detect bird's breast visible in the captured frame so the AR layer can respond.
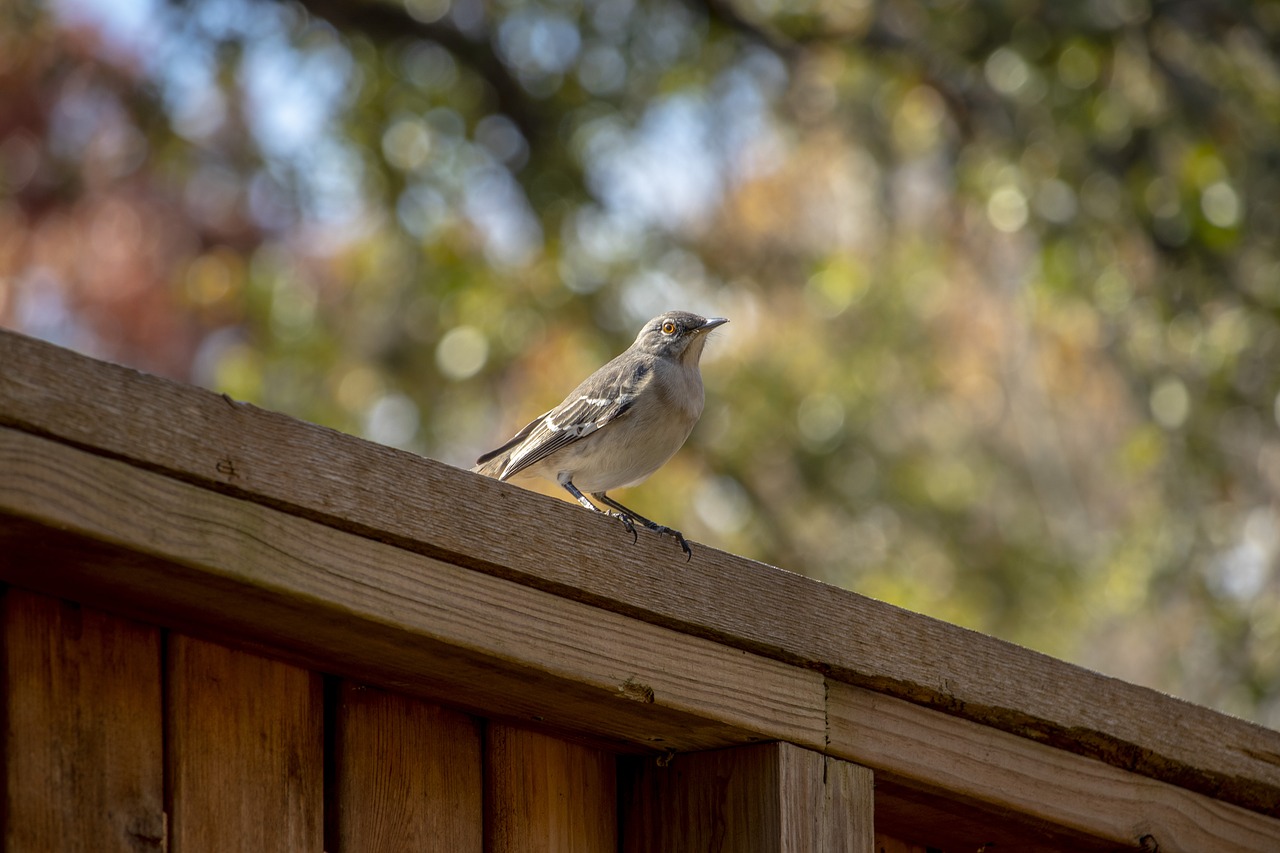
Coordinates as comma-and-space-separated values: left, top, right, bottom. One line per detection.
651, 358, 705, 423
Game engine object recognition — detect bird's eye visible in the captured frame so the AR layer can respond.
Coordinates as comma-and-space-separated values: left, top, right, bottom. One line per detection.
661, 321, 676, 335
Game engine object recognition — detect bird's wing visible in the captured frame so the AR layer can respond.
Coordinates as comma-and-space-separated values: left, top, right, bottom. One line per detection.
487, 357, 645, 481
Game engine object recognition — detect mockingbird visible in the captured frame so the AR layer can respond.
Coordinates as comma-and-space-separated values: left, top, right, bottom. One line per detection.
474, 310, 728, 559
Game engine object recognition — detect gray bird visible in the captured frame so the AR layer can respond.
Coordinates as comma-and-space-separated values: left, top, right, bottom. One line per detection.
474, 310, 728, 559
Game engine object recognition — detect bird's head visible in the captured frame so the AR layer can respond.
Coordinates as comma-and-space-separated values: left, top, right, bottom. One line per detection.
632, 311, 729, 364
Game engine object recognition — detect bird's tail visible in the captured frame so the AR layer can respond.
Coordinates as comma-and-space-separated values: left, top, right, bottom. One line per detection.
473, 411, 547, 481
472, 451, 511, 479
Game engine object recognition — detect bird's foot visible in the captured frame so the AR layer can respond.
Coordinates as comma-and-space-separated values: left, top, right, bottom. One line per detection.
607, 511, 639, 544
642, 521, 692, 561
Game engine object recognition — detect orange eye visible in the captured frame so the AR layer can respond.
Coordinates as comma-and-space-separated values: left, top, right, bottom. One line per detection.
662, 321, 676, 334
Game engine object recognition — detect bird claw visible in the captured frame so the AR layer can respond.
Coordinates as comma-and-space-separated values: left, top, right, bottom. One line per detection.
606, 513, 692, 560
673, 531, 694, 562
645, 522, 693, 562
608, 511, 639, 544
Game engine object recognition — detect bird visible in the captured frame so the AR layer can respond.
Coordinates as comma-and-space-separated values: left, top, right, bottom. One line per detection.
474, 310, 728, 560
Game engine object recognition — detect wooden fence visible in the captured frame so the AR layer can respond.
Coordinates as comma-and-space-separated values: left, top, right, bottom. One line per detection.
1, 327, 1278, 852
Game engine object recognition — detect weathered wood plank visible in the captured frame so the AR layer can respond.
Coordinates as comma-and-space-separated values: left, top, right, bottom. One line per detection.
485, 724, 617, 853
1, 328, 1276, 817
331, 682, 483, 853
829, 680, 1280, 853
619, 743, 874, 853
0, 426, 825, 754
0, 589, 165, 853
167, 635, 323, 852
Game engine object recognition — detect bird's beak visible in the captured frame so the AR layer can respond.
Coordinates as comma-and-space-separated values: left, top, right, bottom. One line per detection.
697, 317, 729, 333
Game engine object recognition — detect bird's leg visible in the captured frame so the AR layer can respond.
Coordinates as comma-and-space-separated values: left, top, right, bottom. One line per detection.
593, 492, 692, 561
559, 478, 637, 543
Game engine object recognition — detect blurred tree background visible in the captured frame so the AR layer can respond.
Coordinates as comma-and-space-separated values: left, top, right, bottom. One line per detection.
3, 0, 1279, 726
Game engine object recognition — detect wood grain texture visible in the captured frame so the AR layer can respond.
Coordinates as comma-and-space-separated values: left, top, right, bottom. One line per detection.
822, 755, 875, 853
829, 680, 1280, 853
1, 589, 165, 853
485, 724, 617, 853
331, 682, 483, 853
0, 426, 824, 754
167, 635, 323, 853
1, 328, 1276, 818
619, 743, 874, 853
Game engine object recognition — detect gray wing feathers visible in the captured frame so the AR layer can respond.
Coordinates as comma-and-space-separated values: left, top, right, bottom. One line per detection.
476, 356, 642, 481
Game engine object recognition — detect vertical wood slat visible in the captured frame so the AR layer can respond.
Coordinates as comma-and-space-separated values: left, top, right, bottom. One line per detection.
1, 589, 165, 852
331, 682, 483, 853
820, 753, 876, 851
167, 635, 323, 853
485, 724, 617, 853
620, 742, 875, 853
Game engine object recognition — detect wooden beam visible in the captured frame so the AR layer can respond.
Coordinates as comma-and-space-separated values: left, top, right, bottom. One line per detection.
1, 590, 165, 853
1, 328, 1276, 818
619, 743, 875, 853
0, 426, 826, 755
828, 681, 1280, 853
